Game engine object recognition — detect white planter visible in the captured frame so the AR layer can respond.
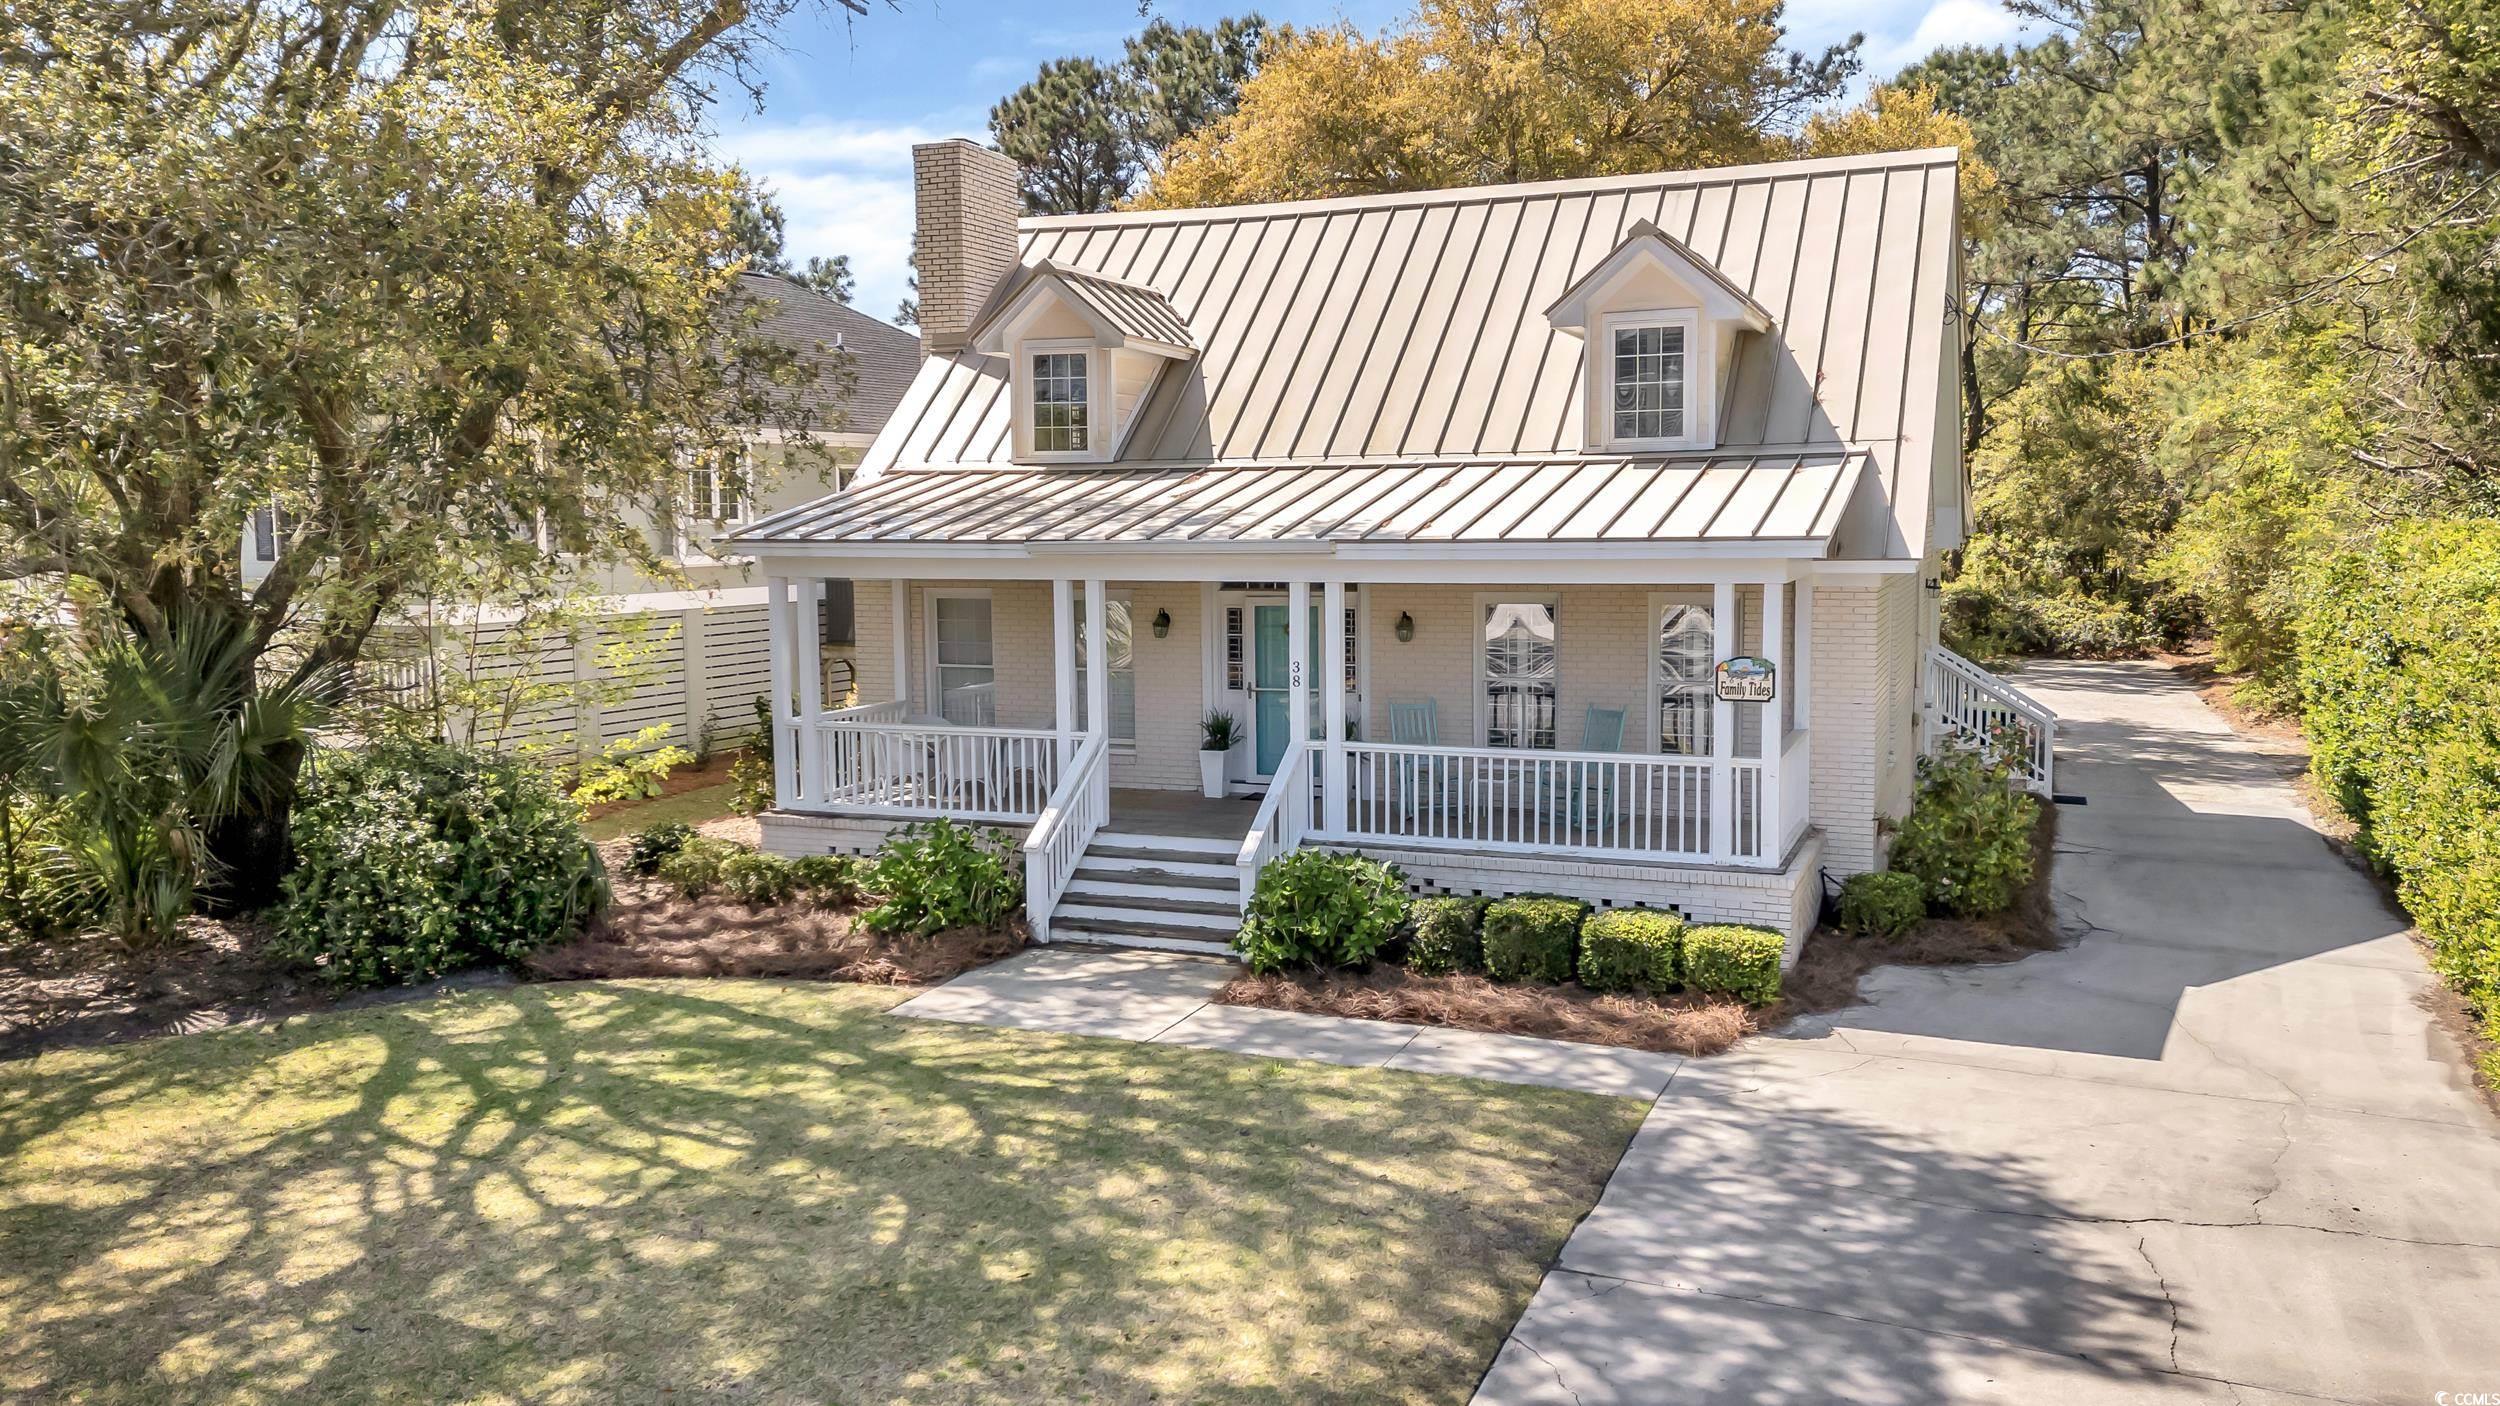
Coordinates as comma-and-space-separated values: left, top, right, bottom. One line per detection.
1199, 749, 1230, 799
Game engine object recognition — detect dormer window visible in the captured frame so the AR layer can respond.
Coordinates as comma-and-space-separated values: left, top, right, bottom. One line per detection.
968, 260, 1197, 465
1607, 314, 1692, 445
1546, 221, 1773, 455
1032, 351, 1090, 452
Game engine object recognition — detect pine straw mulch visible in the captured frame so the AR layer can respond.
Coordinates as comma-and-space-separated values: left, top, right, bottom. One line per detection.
1773, 800, 2065, 1019
525, 877, 1025, 986
1216, 966, 1757, 1056
0, 917, 497, 1063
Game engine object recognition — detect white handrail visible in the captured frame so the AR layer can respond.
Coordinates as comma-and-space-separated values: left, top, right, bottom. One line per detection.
1235, 740, 1312, 907
1925, 646, 2057, 793
814, 719, 1063, 821
1024, 731, 1110, 943
1325, 741, 1742, 863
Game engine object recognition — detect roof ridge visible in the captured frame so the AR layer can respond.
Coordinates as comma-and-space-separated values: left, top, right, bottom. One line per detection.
1022, 147, 1962, 231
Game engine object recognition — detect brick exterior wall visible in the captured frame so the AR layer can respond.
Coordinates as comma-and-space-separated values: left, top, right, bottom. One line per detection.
911, 140, 1020, 354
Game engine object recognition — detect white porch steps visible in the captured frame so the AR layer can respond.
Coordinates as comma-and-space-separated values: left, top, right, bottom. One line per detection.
1046, 831, 1242, 956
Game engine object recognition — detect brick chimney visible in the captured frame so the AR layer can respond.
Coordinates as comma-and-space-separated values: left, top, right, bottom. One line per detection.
912, 139, 1021, 356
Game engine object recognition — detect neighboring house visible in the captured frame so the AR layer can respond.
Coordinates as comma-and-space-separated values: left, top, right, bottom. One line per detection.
242, 272, 922, 755
730, 138, 2056, 959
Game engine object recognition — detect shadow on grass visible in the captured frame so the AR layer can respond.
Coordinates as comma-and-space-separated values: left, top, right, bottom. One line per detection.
4, 982, 1633, 1404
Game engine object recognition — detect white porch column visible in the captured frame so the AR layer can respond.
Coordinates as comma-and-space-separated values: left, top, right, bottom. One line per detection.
1710, 580, 1736, 863
793, 576, 826, 805
1287, 580, 1311, 761
765, 574, 796, 807
1760, 575, 1787, 865
889, 578, 911, 711
1051, 578, 1077, 765
1083, 579, 1109, 747
1322, 579, 1347, 833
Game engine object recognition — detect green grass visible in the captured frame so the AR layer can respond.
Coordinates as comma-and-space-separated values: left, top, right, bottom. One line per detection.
0, 982, 1643, 1404
582, 780, 742, 841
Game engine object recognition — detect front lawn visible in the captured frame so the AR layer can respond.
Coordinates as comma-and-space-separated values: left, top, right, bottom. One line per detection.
0, 982, 1643, 1404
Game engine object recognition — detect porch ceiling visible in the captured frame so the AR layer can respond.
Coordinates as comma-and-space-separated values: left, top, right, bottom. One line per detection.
730, 451, 1868, 553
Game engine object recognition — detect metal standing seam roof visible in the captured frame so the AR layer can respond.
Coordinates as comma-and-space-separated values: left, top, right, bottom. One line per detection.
744, 146, 1960, 558
733, 452, 1869, 549
972, 261, 1198, 352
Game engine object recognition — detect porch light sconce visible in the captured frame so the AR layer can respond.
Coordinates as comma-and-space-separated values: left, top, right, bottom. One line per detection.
1395, 611, 1415, 643
1152, 608, 1171, 638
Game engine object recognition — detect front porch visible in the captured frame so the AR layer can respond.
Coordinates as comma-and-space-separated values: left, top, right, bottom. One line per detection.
752, 569, 1854, 954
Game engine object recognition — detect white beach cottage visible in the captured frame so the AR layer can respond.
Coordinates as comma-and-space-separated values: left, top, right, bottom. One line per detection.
729, 139, 2055, 963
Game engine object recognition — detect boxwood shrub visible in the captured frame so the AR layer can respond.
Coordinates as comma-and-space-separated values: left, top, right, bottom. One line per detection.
626, 820, 696, 877
1836, 871, 1926, 938
1405, 896, 1489, 975
1482, 895, 1586, 984
277, 740, 607, 986
790, 853, 863, 906
656, 834, 742, 898
1577, 908, 1684, 994
718, 849, 801, 907
1682, 924, 1785, 1005
1235, 850, 1410, 974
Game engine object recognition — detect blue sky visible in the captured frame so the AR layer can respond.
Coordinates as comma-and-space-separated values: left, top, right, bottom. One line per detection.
712, 0, 2031, 323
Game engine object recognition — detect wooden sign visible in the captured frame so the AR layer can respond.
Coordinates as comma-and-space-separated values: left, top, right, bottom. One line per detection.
1716, 656, 1776, 702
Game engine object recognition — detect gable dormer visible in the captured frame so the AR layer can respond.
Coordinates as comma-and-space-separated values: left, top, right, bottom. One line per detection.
1545, 221, 1774, 454
969, 261, 1195, 463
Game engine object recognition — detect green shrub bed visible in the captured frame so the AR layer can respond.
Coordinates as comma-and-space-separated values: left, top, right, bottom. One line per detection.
1235, 850, 1410, 974
2300, 520, 2500, 1077
278, 740, 607, 986
1405, 896, 1488, 976
1483, 896, 1586, 984
1576, 908, 1684, 994
1836, 871, 1926, 938
861, 818, 1024, 937
1681, 925, 1784, 1005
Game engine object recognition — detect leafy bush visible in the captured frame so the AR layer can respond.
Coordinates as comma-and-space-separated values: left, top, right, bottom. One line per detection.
730, 696, 777, 815
718, 849, 801, 907
0, 796, 95, 942
1404, 896, 1488, 976
656, 834, 740, 898
1482, 895, 1586, 984
627, 821, 696, 877
1576, 908, 1684, 994
1836, 871, 1927, 938
1888, 746, 2040, 917
791, 853, 863, 906
1234, 849, 1410, 974
1940, 581, 2186, 661
2299, 520, 2500, 1078
1682, 925, 1784, 1005
860, 818, 1024, 937
570, 725, 693, 806
278, 740, 606, 986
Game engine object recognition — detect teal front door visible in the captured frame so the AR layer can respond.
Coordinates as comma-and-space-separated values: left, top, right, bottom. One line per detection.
1249, 604, 1322, 777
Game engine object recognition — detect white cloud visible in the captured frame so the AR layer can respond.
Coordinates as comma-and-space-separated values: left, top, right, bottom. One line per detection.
1871, 0, 2028, 71
716, 116, 985, 324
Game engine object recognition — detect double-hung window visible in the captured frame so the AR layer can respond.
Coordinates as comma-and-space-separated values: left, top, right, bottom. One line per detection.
1482, 600, 1558, 750
1602, 311, 1696, 448
1656, 592, 1715, 756
684, 446, 750, 525
1031, 351, 1090, 453
930, 594, 996, 726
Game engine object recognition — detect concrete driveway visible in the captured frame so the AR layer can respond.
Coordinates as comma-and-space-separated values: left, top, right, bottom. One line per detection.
1475, 661, 2500, 1406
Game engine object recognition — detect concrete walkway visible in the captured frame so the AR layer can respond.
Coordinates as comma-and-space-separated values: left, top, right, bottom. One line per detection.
894, 947, 1684, 1101
1474, 661, 2500, 1406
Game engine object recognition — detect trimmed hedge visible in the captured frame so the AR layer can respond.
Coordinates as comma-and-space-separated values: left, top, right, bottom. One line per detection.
2300, 520, 2500, 1079
1837, 871, 1926, 938
1577, 908, 1684, 994
1682, 925, 1784, 1005
1483, 895, 1586, 984
1406, 896, 1489, 976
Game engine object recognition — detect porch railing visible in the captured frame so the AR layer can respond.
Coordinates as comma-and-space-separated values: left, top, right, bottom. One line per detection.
1236, 739, 1312, 906
815, 718, 1062, 822
1925, 646, 2057, 793
1024, 732, 1110, 942
1330, 742, 1721, 861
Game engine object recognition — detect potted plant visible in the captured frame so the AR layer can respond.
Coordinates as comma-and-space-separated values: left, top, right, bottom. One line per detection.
1200, 709, 1240, 798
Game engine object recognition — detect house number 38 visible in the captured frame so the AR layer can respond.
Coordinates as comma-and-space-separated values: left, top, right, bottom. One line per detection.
1290, 660, 1304, 688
